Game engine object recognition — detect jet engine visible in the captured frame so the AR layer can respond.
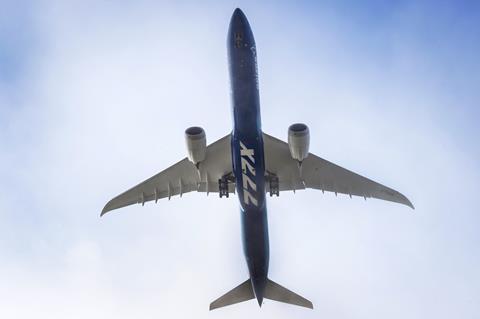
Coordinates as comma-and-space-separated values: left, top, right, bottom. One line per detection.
288, 123, 310, 162
185, 126, 206, 165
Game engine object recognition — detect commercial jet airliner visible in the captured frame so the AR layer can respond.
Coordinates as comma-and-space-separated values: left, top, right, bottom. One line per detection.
101, 8, 414, 310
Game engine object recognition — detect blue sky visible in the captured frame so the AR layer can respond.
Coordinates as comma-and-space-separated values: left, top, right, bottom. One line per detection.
1, 1, 479, 318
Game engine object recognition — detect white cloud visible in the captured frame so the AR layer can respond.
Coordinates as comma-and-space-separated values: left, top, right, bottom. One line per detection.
0, 1, 479, 318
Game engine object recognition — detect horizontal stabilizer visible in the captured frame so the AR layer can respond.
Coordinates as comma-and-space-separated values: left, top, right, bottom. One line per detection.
210, 279, 255, 311
264, 279, 313, 309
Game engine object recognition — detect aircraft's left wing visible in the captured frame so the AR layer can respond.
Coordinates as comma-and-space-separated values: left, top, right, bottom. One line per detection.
101, 134, 234, 216
263, 133, 414, 209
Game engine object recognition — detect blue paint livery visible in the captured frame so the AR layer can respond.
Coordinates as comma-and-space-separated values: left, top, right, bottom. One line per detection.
228, 8, 269, 306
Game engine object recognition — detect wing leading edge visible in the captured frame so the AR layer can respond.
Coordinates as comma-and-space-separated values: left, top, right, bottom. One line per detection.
101, 134, 234, 216
263, 133, 414, 209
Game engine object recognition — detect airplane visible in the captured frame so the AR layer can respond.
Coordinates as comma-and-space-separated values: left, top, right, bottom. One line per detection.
101, 8, 414, 310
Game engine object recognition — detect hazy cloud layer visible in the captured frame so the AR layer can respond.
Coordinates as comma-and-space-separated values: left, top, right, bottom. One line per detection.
1, 1, 479, 318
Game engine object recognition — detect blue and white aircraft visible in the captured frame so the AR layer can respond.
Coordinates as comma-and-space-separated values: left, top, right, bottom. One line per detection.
102, 8, 414, 310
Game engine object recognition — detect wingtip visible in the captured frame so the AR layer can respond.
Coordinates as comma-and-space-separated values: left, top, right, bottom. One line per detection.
404, 198, 415, 210
209, 302, 220, 311
301, 300, 314, 309
100, 203, 112, 217
397, 192, 415, 210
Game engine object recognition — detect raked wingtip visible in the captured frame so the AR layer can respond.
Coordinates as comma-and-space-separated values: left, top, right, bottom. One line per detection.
100, 202, 112, 217
404, 198, 415, 210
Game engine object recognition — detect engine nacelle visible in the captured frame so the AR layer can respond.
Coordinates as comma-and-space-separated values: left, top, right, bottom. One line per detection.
185, 126, 206, 165
288, 123, 310, 162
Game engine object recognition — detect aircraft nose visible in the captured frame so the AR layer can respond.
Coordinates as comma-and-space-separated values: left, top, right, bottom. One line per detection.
230, 8, 248, 31
232, 8, 246, 22
228, 7, 255, 49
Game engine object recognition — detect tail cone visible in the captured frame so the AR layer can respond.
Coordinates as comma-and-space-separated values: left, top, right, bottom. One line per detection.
256, 295, 264, 307
252, 277, 266, 308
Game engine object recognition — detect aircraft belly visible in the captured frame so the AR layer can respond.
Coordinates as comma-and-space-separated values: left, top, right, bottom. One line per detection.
231, 115, 269, 281
241, 206, 270, 280
228, 5, 270, 286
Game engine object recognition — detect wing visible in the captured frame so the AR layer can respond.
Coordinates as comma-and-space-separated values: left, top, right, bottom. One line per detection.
101, 134, 234, 216
263, 133, 414, 209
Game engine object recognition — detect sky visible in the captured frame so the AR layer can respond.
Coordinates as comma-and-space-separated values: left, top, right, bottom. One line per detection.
1, 0, 479, 318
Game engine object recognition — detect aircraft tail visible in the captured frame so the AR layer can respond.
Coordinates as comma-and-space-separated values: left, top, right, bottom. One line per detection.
209, 279, 255, 310
264, 278, 313, 309
209, 278, 313, 310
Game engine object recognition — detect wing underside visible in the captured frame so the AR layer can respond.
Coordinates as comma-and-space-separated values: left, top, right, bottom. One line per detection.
263, 133, 413, 209
101, 134, 234, 216
101, 131, 413, 216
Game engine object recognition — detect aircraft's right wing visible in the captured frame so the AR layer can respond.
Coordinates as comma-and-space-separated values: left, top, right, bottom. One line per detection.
263, 133, 414, 209
101, 134, 234, 216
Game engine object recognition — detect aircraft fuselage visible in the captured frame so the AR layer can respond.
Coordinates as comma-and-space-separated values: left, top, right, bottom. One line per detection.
228, 9, 269, 306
